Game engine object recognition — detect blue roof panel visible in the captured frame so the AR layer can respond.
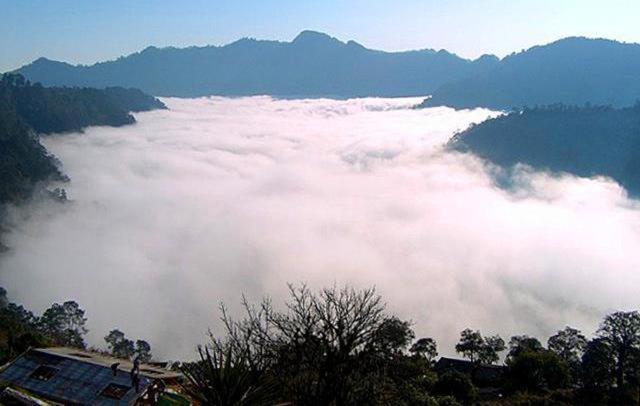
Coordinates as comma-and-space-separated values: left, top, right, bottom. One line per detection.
0, 350, 151, 405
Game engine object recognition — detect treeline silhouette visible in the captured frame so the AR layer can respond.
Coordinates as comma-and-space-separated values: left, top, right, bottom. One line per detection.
449, 103, 640, 196
181, 284, 640, 405
3, 283, 640, 404
2, 73, 165, 134
0, 287, 152, 364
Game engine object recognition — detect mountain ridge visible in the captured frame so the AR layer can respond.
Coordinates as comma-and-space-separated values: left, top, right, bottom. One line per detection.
14, 31, 499, 98
421, 36, 640, 109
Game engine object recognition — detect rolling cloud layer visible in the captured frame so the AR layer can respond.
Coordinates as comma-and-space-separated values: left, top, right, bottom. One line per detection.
1, 96, 639, 360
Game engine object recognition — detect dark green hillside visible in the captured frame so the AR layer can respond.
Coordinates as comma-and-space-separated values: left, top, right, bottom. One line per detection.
3, 74, 165, 134
103, 86, 167, 112
449, 104, 640, 195
0, 78, 63, 204
0, 74, 165, 206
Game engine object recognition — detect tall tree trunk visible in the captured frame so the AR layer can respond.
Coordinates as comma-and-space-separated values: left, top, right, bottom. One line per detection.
617, 350, 626, 390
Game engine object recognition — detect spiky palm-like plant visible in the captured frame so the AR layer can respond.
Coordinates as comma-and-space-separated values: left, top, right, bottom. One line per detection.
181, 344, 278, 406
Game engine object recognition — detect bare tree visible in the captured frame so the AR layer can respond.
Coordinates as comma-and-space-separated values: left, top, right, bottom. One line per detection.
213, 284, 387, 405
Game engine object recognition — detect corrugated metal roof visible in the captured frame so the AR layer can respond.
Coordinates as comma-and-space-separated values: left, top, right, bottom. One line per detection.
37, 347, 181, 381
0, 348, 152, 405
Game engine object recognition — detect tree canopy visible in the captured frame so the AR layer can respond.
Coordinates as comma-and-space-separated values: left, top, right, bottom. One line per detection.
0, 73, 165, 212
39, 301, 88, 348
3, 282, 640, 405
455, 329, 505, 364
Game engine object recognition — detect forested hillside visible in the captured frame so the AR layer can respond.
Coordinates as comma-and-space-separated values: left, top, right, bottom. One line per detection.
0, 73, 165, 206
449, 104, 640, 195
3, 74, 165, 134
0, 77, 64, 205
0, 287, 152, 366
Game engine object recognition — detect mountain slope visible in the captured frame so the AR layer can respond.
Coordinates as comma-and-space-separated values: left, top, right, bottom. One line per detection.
422, 37, 640, 109
448, 104, 640, 195
0, 73, 165, 206
15, 31, 499, 98
0, 78, 64, 205
3, 74, 165, 134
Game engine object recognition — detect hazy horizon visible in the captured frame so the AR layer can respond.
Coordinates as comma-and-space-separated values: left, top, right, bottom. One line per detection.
10, 30, 639, 69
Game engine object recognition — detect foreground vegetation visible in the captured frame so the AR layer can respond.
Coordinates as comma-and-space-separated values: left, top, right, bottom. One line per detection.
181, 285, 640, 405
0, 287, 151, 364
3, 283, 640, 404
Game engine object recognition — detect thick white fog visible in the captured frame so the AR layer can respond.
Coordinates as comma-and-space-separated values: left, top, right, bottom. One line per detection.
2, 96, 640, 360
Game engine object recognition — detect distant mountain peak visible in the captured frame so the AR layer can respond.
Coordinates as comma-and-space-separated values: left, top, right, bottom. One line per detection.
23, 57, 72, 69
346, 40, 366, 49
475, 54, 500, 62
518, 36, 628, 56
551, 36, 613, 45
292, 30, 343, 46
140, 45, 161, 54
33, 57, 52, 63
30, 57, 70, 66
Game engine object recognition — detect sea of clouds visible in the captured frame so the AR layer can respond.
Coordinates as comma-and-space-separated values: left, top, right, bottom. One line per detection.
2, 96, 640, 360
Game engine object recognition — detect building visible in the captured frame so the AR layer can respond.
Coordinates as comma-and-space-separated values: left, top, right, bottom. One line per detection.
434, 357, 504, 382
434, 357, 505, 398
0, 347, 183, 405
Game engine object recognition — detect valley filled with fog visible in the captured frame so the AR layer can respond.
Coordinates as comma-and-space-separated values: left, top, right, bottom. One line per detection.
2, 96, 640, 360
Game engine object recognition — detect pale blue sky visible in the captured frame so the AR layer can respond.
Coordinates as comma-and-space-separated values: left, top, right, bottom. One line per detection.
2, 0, 640, 72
